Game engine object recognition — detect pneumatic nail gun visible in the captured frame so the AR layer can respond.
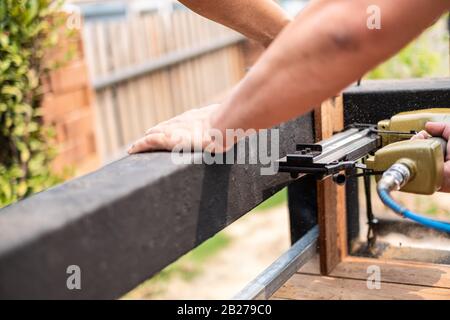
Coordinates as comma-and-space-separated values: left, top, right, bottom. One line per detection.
278, 108, 450, 238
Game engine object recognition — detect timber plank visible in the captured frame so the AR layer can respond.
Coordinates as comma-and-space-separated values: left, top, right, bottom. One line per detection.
299, 256, 450, 289
273, 273, 450, 300
315, 96, 347, 275
274, 255, 450, 300
329, 257, 450, 289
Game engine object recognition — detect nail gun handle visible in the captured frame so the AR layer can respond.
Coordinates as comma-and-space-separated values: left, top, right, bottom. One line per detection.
430, 137, 447, 159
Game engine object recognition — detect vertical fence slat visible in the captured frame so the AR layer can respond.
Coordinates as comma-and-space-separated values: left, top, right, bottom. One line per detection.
83, 23, 108, 160
154, 14, 176, 121
143, 15, 165, 124
96, 22, 122, 156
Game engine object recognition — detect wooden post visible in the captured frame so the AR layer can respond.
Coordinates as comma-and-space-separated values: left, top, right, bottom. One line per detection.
315, 96, 348, 275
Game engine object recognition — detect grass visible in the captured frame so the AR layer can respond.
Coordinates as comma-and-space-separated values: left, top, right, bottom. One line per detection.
425, 202, 440, 216
189, 232, 232, 263
254, 188, 288, 212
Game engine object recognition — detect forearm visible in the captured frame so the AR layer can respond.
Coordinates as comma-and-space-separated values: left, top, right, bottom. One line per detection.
212, 0, 449, 132
179, 0, 291, 47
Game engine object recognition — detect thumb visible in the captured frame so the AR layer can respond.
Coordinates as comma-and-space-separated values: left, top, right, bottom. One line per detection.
411, 130, 430, 140
425, 122, 450, 140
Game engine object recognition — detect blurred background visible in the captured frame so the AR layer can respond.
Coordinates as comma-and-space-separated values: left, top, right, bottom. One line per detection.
1, 0, 449, 299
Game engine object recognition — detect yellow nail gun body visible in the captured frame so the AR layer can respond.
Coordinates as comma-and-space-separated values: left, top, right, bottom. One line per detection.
366, 109, 450, 195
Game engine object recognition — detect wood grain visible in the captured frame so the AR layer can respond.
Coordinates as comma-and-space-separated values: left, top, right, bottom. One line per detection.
273, 255, 450, 300
299, 255, 450, 289
315, 96, 347, 275
330, 256, 450, 289
273, 273, 450, 300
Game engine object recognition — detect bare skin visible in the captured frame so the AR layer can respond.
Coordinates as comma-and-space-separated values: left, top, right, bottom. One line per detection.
179, 0, 292, 47
413, 123, 450, 193
128, 0, 450, 155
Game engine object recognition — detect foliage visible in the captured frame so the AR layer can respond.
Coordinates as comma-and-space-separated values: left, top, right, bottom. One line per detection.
0, 1, 66, 207
255, 187, 287, 211
366, 16, 449, 79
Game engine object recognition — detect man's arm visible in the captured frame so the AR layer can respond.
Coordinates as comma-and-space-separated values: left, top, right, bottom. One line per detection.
128, 0, 450, 154
211, 0, 449, 132
179, 0, 291, 47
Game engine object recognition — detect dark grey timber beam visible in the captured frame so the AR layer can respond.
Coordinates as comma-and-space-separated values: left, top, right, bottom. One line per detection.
344, 78, 450, 125
0, 115, 314, 299
343, 78, 450, 246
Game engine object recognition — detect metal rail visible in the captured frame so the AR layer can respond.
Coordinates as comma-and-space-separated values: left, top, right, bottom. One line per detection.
234, 226, 319, 300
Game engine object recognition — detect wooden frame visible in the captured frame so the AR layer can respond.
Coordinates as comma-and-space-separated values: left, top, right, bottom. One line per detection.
309, 78, 450, 276
315, 96, 347, 275
274, 78, 450, 300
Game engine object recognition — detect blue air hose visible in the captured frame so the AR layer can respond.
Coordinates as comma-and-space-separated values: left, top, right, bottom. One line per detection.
376, 138, 450, 233
377, 187, 450, 233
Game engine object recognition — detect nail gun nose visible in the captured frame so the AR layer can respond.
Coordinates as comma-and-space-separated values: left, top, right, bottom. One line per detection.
332, 173, 346, 185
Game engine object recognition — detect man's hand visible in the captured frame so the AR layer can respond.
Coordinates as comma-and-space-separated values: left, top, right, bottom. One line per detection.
412, 122, 450, 193
128, 104, 226, 154
128, 1, 291, 155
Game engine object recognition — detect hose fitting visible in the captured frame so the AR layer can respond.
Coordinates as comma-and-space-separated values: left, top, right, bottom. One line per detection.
377, 163, 411, 192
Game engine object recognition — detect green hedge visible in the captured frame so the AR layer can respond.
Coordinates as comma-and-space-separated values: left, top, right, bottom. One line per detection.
367, 16, 448, 79
0, 1, 67, 207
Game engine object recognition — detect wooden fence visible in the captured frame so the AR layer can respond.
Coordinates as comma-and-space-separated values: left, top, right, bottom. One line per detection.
82, 9, 246, 161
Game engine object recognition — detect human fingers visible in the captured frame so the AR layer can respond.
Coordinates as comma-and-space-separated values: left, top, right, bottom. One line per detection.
128, 133, 168, 154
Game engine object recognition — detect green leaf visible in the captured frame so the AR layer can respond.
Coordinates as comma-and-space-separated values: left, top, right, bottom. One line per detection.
17, 181, 28, 197
1, 180, 12, 200
5, 116, 13, 128
0, 32, 9, 48
9, 166, 24, 179
25, 1, 40, 25
2, 85, 23, 101
10, 54, 23, 67
27, 121, 39, 132
0, 60, 11, 72
20, 146, 31, 162
27, 69, 39, 88
15, 103, 33, 116
13, 122, 26, 137
0, 1, 6, 22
